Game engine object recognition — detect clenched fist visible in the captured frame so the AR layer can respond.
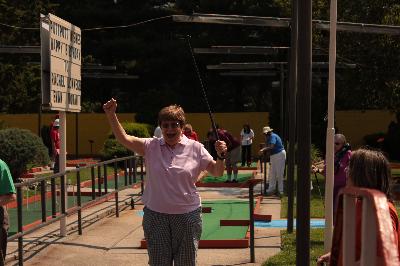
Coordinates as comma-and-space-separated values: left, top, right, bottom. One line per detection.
103, 98, 117, 115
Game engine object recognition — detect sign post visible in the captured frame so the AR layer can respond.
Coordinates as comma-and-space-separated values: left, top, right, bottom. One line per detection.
40, 13, 81, 236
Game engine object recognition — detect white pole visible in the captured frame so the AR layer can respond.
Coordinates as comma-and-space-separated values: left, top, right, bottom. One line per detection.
324, 0, 338, 252
59, 111, 67, 236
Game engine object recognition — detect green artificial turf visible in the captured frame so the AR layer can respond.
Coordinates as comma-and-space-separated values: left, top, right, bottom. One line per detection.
201, 200, 251, 240
8, 196, 93, 235
201, 173, 252, 183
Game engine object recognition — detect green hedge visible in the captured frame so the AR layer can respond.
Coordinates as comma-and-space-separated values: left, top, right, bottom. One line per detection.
102, 122, 152, 160
0, 128, 50, 180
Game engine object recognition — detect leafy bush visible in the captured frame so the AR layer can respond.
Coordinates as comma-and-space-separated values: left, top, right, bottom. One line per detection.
102, 122, 152, 160
0, 128, 50, 180
311, 144, 323, 163
106, 122, 151, 139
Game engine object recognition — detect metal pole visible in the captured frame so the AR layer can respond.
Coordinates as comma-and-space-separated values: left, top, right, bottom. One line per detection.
97, 165, 102, 196
114, 161, 119, 217
324, 0, 338, 252
287, 0, 298, 233
59, 111, 67, 236
77, 165, 82, 235
128, 159, 132, 185
40, 180, 46, 222
263, 160, 267, 194
51, 178, 56, 218
124, 160, 128, 186
280, 64, 285, 139
103, 164, 108, 194
132, 157, 137, 183
38, 105, 42, 137
17, 187, 23, 266
91, 167, 95, 200
140, 157, 144, 193
249, 183, 255, 263
296, 0, 312, 264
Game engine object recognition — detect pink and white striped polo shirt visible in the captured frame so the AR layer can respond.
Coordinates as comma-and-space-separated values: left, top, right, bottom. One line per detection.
142, 135, 213, 214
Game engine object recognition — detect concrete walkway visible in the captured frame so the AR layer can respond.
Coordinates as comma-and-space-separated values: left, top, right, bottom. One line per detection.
6, 172, 282, 266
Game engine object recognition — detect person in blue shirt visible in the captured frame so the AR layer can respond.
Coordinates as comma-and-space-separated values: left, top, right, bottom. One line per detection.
259, 126, 286, 195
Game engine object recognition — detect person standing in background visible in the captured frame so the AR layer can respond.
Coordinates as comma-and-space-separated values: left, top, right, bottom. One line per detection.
49, 114, 59, 169
0, 159, 16, 266
153, 125, 162, 138
260, 126, 286, 195
50, 118, 61, 173
209, 127, 241, 183
240, 124, 254, 167
183, 123, 199, 141
312, 133, 351, 214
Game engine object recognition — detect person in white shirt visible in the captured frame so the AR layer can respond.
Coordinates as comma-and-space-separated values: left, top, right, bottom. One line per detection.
240, 124, 254, 167
153, 126, 162, 138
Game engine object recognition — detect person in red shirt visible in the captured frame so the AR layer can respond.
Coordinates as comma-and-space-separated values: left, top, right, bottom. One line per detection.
317, 148, 400, 265
208, 127, 241, 183
50, 118, 60, 173
183, 123, 199, 141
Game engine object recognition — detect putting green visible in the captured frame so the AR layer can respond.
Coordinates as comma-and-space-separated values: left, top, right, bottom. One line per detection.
8, 196, 92, 235
201, 200, 250, 240
200, 173, 252, 183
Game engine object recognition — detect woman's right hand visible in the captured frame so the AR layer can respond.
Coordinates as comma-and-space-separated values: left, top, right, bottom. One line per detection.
311, 165, 318, 173
103, 98, 117, 115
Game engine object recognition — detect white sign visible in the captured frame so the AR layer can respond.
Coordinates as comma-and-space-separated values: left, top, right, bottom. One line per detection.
41, 14, 81, 112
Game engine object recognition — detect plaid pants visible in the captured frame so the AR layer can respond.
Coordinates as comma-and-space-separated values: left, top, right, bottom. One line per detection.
142, 207, 202, 266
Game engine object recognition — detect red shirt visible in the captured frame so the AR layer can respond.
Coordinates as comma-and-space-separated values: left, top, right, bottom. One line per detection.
50, 128, 60, 151
184, 131, 199, 141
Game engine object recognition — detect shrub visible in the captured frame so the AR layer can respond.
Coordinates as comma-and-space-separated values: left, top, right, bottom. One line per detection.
0, 128, 50, 180
311, 144, 322, 163
106, 122, 151, 139
102, 122, 152, 160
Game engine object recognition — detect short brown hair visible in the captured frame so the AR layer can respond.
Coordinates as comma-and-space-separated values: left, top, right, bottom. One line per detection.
158, 105, 186, 126
348, 148, 391, 198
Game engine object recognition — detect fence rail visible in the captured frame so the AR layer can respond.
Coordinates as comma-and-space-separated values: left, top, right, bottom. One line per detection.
7, 155, 144, 266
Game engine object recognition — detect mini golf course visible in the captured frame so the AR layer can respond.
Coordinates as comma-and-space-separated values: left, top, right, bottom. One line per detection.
140, 199, 265, 248
196, 173, 255, 187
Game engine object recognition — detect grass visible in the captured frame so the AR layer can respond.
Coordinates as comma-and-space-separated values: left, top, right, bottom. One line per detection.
263, 229, 325, 266
281, 173, 326, 218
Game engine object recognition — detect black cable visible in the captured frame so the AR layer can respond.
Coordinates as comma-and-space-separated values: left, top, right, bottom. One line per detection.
184, 35, 220, 141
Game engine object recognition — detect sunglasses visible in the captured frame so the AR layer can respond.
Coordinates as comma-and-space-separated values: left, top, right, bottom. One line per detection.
334, 142, 342, 145
161, 122, 180, 129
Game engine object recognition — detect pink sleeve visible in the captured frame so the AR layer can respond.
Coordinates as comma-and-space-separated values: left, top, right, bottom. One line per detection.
199, 144, 213, 171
